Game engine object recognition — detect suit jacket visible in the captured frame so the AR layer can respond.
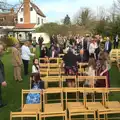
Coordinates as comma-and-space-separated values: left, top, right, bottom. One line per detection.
104, 41, 112, 52
0, 59, 5, 84
12, 47, 22, 66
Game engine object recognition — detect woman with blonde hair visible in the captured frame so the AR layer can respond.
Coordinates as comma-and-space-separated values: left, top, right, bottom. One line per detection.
96, 51, 111, 87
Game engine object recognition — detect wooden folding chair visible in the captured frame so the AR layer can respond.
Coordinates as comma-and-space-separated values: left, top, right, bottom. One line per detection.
83, 88, 107, 111
97, 88, 120, 120
67, 88, 96, 120
21, 90, 41, 113
10, 112, 38, 120
62, 76, 77, 87
63, 88, 79, 109
110, 49, 118, 63
98, 108, 120, 120
104, 88, 120, 109
40, 88, 67, 120
42, 76, 62, 88
77, 76, 94, 87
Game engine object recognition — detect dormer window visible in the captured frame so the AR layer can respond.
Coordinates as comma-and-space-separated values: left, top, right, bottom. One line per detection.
21, 8, 23, 12
30, 7, 33, 11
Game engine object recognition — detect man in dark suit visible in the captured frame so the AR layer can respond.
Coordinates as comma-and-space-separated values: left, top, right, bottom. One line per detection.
104, 37, 112, 54
0, 44, 7, 108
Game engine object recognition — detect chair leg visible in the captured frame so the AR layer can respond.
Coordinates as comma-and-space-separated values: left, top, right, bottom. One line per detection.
84, 114, 88, 120
65, 112, 67, 120
10, 112, 12, 120
94, 111, 96, 120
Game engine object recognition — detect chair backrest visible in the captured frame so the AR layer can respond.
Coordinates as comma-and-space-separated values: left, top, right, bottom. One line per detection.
95, 76, 108, 88
48, 68, 60, 76
62, 76, 76, 87
59, 54, 64, 58
78, 76, 94, 87
39, 58, 49, 63
49, 58, 59, 64
40, 70, 48, 77
21, 90, 41, 110
43, 76, 61, 88
43, 88, 63, 111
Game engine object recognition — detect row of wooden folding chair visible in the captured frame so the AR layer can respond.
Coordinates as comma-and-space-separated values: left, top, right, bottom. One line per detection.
63, 88, 120, 120
10, 88, 120, 120
10, 89, 67, 120
40, 57, 62, 64
110, 49, 120, 63
39, 76, 108, 88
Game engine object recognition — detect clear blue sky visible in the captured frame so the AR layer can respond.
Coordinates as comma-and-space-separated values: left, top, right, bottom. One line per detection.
8, 0, 115, 22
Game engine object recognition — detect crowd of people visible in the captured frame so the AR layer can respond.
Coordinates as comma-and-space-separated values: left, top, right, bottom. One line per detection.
0, 33, 119, 107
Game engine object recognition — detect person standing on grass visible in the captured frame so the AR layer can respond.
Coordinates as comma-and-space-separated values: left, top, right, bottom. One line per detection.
12, 43, 23, 82
0, 43, 7, 108
21, 41, 35, 75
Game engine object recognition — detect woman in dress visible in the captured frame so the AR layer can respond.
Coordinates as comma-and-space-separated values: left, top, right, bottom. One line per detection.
32, 58, 40, 73
96, 51, 111, 87
85, 57, 96, 87
62, 48, 78, 87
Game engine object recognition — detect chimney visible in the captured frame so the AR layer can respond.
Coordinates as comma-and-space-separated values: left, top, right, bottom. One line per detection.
10, 8, 14, 14
23, 0, 30, 23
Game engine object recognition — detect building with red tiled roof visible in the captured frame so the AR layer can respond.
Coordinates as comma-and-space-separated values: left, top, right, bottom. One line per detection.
13, 0, 46, 41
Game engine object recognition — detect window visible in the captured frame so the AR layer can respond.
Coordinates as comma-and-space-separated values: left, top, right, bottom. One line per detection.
38, 17, 40, 24
0, 18, 4, 22
21, 8, 23, 12
14, 18, 18, 22
20, 18, 23, 22
41, 19, 43, 25
30, 7, 33, 11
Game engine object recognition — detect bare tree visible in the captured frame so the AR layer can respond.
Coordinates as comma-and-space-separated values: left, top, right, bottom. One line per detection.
0, 0, 20, 12
74, 8, 95, 27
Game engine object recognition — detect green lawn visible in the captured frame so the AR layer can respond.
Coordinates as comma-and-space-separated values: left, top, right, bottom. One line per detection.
0, 49, 120, 120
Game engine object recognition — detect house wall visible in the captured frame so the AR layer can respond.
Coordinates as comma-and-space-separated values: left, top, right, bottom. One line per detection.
18, 6, 24, 24
30, 4, 37, 23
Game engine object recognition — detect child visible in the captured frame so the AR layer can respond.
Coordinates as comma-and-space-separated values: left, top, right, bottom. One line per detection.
26, 73, 44, 104
84, 57, 96, 87
32, 58, 40, 73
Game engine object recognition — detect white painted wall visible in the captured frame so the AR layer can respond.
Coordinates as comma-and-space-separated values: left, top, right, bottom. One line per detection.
17, 3, 46, 26
18, 6, 24, 24
32, 32, 50, 44
30, 4, 37, 23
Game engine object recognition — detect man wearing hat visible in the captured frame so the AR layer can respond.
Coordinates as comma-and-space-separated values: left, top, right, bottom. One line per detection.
12, 42, 23, 81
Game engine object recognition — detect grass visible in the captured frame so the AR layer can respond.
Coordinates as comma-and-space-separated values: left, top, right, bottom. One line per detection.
0, 48, 120, 120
